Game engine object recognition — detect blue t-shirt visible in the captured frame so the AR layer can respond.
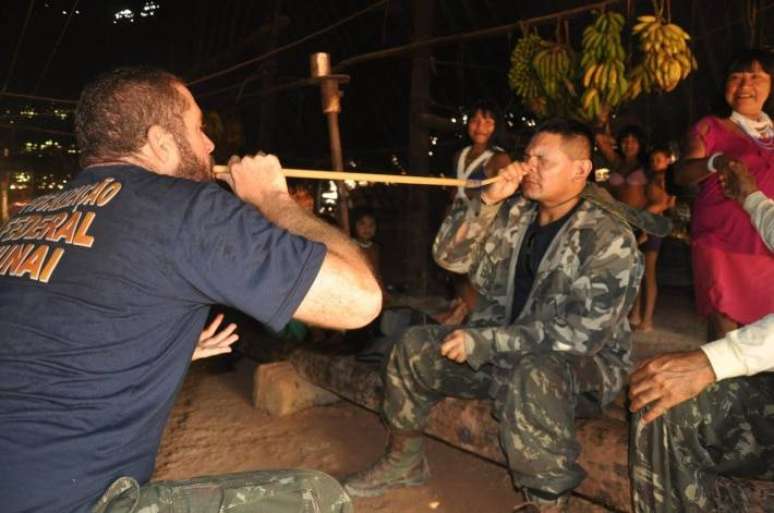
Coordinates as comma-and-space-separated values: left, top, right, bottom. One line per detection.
0, 165, 326, 513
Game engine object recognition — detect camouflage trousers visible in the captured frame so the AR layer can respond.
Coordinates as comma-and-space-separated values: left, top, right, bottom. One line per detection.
631, 373, 774, 513
382, 324, 606, 496
92, 469, 353, 513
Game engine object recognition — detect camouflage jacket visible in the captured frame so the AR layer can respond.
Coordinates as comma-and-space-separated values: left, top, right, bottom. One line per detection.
433, 192, 644, 404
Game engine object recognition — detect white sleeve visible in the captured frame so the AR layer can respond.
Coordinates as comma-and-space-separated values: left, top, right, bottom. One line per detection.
743, 191, 774, 251
701, 314, 774, 381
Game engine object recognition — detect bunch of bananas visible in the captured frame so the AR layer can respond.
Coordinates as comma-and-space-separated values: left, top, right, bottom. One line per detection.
623, 64, 655, 100
632, 15, 698, 93
508, 33, 544, 101
533, 41, 575, 100
580, 11, 629, 122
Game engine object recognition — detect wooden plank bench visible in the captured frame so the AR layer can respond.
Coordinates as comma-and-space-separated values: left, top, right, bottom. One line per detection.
290, 349, 774, 513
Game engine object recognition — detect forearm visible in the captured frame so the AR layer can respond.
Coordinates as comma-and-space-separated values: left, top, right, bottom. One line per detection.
701, 314, 774, 380
743, 191, 774, 251
261, 195, 382, 328
258, 193, 371, 277
432, 195, 502, 273
674, 157, 714, 186
595, 136, 620, 167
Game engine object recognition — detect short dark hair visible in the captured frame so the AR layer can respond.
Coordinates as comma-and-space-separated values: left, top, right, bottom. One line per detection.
534, 118, 593, 159
726, 48, 774, 114
727, 47, 774, 77
74, 67, 189, 167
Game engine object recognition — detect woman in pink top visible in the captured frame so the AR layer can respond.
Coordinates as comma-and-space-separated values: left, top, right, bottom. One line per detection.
675, 48, 774, 340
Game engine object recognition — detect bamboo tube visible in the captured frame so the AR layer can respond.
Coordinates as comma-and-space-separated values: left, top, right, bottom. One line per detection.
212, 164, 501, 189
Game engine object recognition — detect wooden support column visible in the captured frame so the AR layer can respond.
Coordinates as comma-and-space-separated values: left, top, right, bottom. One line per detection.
405, 0, 435, 292
310, 52, 351, 234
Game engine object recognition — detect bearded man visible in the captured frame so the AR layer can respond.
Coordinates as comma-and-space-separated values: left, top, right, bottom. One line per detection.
0, 67, 381, 513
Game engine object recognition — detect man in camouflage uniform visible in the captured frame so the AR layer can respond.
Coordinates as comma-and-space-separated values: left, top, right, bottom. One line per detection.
344, 118, 644, 512
629, 160, 774, 513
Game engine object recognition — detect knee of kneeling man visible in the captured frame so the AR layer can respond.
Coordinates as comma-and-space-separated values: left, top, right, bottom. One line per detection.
507, 353, 571, 391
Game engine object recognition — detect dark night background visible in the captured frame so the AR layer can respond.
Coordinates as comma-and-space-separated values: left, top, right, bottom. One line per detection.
1, 0, 771, 289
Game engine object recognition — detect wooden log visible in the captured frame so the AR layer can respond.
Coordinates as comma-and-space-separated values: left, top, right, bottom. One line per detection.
253, 360, 340, 416
290, 349, 774, 513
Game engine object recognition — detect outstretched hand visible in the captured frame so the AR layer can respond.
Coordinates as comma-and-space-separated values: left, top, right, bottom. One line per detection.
192, 313, 239, 361
628, 350, 716, 424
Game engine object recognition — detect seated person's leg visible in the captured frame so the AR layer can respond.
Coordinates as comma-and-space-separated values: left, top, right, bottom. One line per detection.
497, 352, 605, 510
94, 469, 352, 513
631, 373, 774, 513
345, 324, 493, 497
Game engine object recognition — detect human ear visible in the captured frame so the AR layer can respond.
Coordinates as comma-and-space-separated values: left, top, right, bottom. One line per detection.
146, 125, 178, 167
575, 159, 593, 182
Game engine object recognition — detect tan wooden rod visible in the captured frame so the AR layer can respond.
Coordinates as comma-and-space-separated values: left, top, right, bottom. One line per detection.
212, 164, 500, 189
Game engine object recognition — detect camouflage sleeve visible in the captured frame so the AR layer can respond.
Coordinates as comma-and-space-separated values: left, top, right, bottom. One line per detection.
432, 196, 503, 274
464, 234, 642, 370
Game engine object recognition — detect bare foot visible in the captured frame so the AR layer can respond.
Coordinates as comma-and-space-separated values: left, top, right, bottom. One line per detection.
636, 321, 654, 332
628, 315, 642, 328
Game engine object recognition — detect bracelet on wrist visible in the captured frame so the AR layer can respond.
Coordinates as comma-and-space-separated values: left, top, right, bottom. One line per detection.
706, 152, 723, 173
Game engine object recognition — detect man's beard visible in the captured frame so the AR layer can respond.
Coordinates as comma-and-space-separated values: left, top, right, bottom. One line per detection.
172, 131, 212, 182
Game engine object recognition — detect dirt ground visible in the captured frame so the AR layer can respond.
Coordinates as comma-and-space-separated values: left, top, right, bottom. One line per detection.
152, 286, 703, 513
153, 359, 612, 513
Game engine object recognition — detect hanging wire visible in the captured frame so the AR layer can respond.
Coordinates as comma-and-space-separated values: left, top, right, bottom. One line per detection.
188, 0, 389, 88
33, 0, 80, 94
0, 91, 77, 104
3, 0, 37, 93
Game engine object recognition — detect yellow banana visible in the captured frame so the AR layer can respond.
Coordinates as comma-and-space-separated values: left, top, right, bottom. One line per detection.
583, 64, 597, 87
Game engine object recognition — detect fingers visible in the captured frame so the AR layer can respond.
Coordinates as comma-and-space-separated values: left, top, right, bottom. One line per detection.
200, 322, 238, 348
628, 380, 661, 413
499, 161, 528, 182
199, 313, 224, 342
640, 399, 672, 424
226, 153, 288, 205
483, 162, 527, 203
440, 331, 468, 363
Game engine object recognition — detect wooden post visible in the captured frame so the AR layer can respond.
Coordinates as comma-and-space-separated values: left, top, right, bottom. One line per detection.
0, 170, 8, 225
405, 0, 435, 293
310, 52, 351, 234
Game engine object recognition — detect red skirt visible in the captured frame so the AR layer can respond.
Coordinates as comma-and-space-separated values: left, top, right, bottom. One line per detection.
692, 239, 774, 324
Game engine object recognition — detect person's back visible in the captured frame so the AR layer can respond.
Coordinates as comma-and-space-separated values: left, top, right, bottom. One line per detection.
1, 66, 380, 513
0, 165, 328, 512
